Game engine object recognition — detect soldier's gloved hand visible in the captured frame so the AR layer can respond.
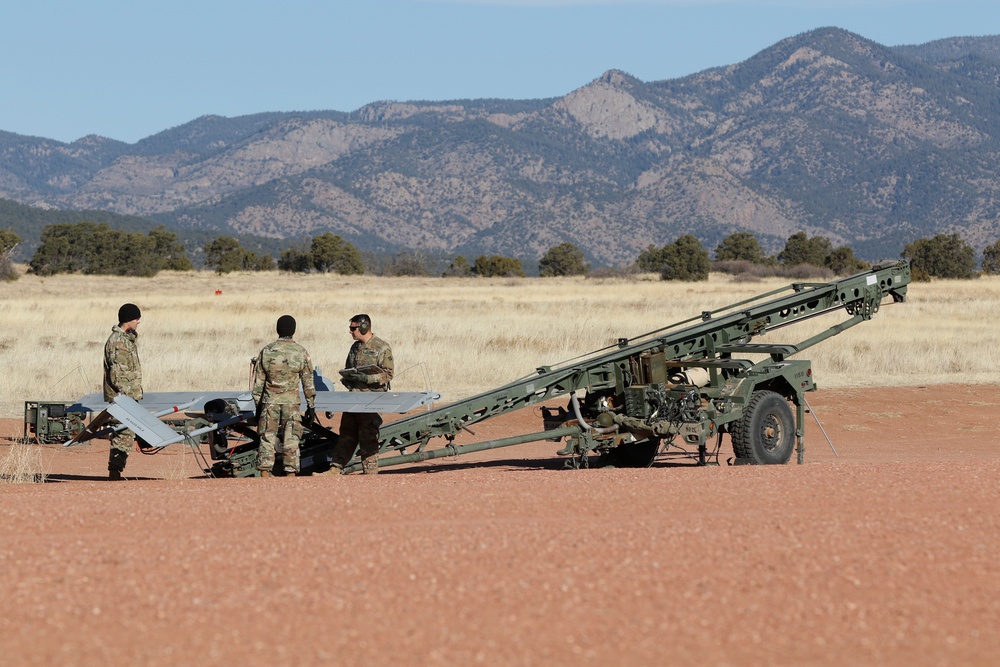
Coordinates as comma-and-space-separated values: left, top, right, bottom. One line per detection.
340, 373, 364, 389
341, 370, 364, 385
304, 407, 317, 425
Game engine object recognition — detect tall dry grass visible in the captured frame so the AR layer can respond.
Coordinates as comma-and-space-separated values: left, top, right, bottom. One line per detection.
1, 270, 998, 417
0, 439, 47, 483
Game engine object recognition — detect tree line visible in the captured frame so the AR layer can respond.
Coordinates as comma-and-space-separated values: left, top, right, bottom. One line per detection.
3, 221, 998, 282
634, 231, 985, 282
5, 223, 193, 280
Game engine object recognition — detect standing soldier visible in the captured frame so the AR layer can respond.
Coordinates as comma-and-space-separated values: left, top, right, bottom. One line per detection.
104, 303, 143, 481
330, 313, 394, 475
252, 315, 317, 477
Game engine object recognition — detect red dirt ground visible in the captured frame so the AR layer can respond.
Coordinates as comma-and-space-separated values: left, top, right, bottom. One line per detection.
1, 384, 999, 667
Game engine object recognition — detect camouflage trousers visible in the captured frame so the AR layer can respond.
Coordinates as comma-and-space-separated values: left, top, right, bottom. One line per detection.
333, 412, 382, 474
110, 427, 135, 454
109, 427, 134, 472
258, 404, 303, 474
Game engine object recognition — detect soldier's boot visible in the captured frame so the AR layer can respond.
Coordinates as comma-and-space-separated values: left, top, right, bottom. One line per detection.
319, 463, 343, 477
108, 449, 128, 481
259, 469, 274, 478
361, 455, 379, 475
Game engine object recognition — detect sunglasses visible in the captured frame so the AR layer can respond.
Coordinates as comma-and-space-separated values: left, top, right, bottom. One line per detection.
349, 325, 360, 331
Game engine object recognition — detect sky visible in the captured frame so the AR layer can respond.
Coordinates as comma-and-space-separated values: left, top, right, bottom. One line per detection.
4, 0, 1000, 144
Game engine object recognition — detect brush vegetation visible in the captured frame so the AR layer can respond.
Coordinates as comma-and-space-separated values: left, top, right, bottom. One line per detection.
1, 269, 998, 418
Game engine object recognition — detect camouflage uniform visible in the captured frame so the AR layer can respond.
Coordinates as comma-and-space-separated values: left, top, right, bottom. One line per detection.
333, 335, 394, 474
252, 338, 316, 475
103, 325, 142, 473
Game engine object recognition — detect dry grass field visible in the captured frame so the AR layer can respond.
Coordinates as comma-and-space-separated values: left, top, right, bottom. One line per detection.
2, 268, 999, 417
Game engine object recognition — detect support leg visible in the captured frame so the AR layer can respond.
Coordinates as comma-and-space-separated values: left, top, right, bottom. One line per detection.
795, 400, 805, 465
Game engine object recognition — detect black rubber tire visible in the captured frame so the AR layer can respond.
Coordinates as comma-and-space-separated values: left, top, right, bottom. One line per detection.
210, 431, 230, 457
731, 391, 795, 465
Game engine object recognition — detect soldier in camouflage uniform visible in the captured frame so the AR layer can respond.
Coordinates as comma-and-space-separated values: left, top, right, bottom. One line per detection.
103, 303, 143, 481
252, 315, 317, 477
330, 313, 394, 475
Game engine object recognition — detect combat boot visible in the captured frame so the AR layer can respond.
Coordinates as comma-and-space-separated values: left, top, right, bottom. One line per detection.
108, 449, 128, 481
319, 463, 343, 477
259, 469, 274, 478
361, 456, 379, 475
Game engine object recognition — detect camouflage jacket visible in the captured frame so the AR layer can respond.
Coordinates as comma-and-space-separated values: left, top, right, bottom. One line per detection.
103, 325, 143, 402
343, 335, 394, 392
252, 338, 317, 407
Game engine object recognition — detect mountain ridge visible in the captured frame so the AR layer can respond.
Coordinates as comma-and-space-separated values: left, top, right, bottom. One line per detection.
3, 27, 1000, 265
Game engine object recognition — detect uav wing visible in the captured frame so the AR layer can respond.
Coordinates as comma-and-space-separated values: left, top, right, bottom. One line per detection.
70, 389, 439, 416
65, 395, 208, 447
313, 391, 439, 414
68, 392, 253, 414
64, 367, 440, 449
68, 368, 437, 413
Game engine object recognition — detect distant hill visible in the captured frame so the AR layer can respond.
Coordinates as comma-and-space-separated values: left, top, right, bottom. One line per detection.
3, 27, 1000, 266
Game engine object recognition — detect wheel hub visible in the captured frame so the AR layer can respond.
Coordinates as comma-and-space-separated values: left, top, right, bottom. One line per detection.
760, 416, 782, 452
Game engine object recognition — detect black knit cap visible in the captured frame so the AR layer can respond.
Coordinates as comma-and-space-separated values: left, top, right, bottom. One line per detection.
276, 315, 296, 337
118, 303, 141, 324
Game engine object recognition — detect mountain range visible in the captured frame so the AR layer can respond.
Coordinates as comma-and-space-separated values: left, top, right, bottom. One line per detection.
3, 26, 1000, 267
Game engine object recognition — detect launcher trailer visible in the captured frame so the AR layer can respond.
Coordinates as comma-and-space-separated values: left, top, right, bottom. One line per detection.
348, 260, 911, 473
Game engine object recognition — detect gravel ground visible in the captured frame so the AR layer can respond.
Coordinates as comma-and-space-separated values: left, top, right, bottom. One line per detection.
1, 384, 999, 667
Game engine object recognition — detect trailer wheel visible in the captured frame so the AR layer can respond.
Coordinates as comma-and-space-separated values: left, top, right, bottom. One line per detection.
732, 391, 795, 464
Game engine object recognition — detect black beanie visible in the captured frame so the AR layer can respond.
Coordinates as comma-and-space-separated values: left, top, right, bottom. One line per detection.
277, 315, 296, 337
118, 303, 141, 324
